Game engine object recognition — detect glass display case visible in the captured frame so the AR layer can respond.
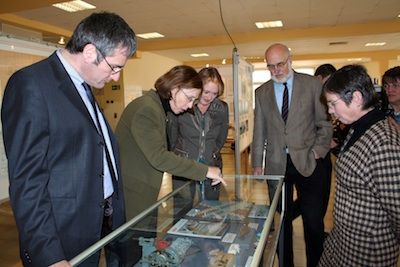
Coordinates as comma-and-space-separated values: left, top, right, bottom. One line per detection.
70, 175, 284, 267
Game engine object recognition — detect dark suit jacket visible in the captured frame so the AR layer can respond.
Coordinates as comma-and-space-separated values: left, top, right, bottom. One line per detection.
252, 71, 332, 177
1, 52, 125, 266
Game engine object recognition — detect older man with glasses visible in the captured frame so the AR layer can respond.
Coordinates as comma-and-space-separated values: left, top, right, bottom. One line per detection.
252, 43, 332, 267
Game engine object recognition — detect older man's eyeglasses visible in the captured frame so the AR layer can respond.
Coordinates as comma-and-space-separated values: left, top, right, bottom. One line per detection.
267, 57, 289, 71
94, 46, 124, 74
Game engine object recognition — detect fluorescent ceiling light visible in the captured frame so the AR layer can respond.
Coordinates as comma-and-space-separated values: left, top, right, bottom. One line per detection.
190, 53, 209, 58
244, 56, 263, 60
365, 42, 386, 47
347, 58, 363, 61
255, 20, 283, 29
53, 0, 96, 12
136, 32, 165, 39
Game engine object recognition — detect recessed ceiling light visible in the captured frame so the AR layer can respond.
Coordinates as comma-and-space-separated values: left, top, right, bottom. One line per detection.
255, 20, 283, 29
136, 32, 165, 39
53, 0, 96, 12
365, 42, 386, 47
58, 36, 65, 45
190, 53, 209, 58
347, 58, 363, 61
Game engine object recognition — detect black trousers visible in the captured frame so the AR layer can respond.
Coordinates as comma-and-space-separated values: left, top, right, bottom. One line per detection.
291, 152, 332, 222
268, 155, 325, 267
77, 197, 116, 267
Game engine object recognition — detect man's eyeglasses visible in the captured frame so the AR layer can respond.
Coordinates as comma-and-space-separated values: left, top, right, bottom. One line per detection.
94, 46, 124, 74
383, 82, 400, 90
267, 57, 289, 71
180, 89, 198, 103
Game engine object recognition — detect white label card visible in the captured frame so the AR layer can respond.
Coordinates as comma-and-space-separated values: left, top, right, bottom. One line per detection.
222, 232, 237, 243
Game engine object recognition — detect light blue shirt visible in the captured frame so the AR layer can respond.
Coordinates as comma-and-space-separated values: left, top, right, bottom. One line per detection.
56, 50, 117, 199
273, 76, 293, 115
274, 75, 293, 154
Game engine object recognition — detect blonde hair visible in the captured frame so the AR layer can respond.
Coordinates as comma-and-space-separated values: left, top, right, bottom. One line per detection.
198, 67, 224, 97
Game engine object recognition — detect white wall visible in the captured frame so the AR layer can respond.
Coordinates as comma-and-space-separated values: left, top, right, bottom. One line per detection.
388, 59, 400, 69
0, 51, 48, 201
123, 51, 182, 105
0, 100, 8, 202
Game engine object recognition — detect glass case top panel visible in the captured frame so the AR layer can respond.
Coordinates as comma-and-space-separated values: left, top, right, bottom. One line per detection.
71, 175, 283, 267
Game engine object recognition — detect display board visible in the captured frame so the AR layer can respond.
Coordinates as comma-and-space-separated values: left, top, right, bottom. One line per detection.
218, 56, 254, 155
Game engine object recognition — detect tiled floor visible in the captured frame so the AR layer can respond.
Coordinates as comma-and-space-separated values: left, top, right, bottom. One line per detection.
0, 200, 21, 267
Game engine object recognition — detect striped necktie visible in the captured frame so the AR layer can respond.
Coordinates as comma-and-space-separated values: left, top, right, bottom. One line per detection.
281, 82, 289, 123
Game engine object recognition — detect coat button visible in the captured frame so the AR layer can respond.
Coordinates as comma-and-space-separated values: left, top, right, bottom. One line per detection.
24, 251, 32, 262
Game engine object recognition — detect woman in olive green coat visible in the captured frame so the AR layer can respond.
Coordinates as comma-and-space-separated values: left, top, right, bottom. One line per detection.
115, 65, 226, 220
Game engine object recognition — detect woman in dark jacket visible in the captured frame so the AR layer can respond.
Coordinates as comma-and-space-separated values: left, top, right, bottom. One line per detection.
169, 67, 229, 207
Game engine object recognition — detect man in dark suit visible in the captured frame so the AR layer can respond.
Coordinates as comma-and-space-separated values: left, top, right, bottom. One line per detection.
1, 12, 136, 267
252, 43, 332, 267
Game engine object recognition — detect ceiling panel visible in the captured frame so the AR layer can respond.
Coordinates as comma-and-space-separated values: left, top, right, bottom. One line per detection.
0, 0, 398, 65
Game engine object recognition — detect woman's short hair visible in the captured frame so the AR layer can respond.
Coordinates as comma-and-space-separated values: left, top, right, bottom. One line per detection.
323, 64, 378, 109
382, 66, 400, 86
155, 65, 203, 99
315, 64, 336, 79
198, 67, 225, 97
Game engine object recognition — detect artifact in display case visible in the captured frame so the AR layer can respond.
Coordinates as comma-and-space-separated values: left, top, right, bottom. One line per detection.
185, 200, 252, 221
248, 205, 270, 219
168, 217, 229, 239
208, 250, 236, 267
164, 199, 273, 265
139, 237, 192, 267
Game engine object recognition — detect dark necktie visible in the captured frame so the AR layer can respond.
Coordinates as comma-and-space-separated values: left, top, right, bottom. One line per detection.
82, 82, 119, 198
281, 82, 289, 123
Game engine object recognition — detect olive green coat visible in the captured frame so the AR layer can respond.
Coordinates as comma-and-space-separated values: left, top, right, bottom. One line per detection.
115, 90, 207, 219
